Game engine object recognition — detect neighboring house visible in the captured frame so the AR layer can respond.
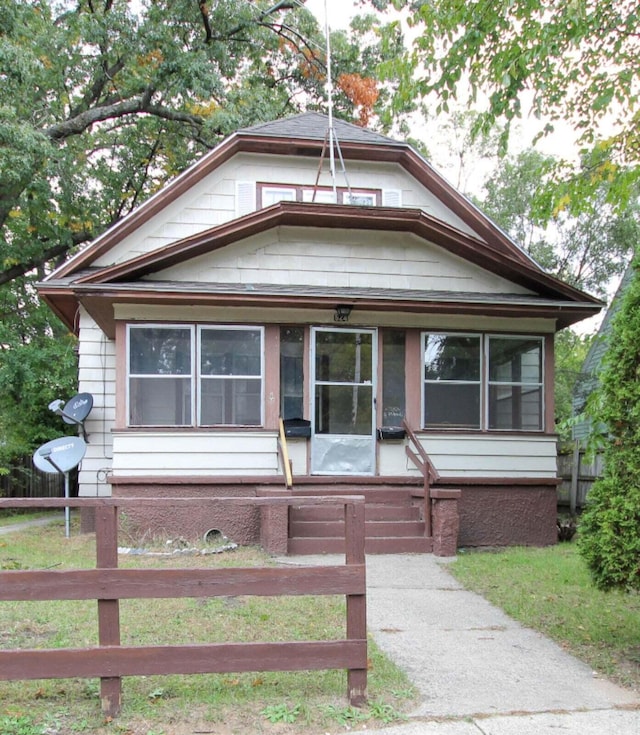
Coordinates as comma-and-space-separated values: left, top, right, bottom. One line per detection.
572, 262, 635, 441
38, 112, 602, 552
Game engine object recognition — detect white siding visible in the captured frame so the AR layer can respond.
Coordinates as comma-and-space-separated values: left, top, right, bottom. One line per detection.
111, 431, 279, 476
92, 153, 484, 269
77, 310, 116, 497
407, 433, 558, 478
153, 228, 533, 296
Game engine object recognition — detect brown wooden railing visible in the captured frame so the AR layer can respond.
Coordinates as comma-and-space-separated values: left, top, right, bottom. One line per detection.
402, 419, 440, 538
0, 496, 367, 717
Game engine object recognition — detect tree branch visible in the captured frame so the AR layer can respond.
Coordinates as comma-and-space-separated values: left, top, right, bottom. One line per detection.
44, 96, 204, 141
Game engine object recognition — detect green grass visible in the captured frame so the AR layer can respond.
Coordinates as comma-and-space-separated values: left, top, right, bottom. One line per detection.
0, 521, 415, 735
0, 510, 61, 526
450, 541, 640, 690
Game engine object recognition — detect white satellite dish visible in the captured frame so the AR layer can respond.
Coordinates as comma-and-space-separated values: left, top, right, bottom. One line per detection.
33, 436, 87, 537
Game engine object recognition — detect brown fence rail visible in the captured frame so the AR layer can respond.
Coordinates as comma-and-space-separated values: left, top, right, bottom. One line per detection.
0, 496, 367, 717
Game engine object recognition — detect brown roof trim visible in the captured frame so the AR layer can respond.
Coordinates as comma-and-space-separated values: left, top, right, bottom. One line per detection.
50, 132, 534, 279
38, 281, 601, 338
73, 201, 600, 306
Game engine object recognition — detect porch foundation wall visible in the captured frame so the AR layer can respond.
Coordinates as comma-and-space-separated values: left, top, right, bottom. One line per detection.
435, 480, 559, 548
101, 476, 558, 551
110, 482, 265, 546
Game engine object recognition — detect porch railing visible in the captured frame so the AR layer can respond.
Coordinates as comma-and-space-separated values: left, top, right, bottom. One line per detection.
277, 417, 293, 488
0, 495, 367, 717
402, 419, 440, 538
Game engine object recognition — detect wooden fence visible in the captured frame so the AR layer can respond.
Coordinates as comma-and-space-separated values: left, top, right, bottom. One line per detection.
557, 446, 604, 513
0, 495, 367, 717
0, 455, 70, 498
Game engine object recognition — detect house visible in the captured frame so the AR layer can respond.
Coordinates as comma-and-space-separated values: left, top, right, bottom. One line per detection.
38, 112, 602, 553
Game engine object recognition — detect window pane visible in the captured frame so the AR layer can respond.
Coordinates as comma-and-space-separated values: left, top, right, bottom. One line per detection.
424, 383, 481, 429
382, 330, 405, 427
424, 335, 480, 381
489, 338, 542, 383
315, 385, 373, 435
302, 189, 337, 203
129, 327, 191, 375
344, 192, 376, 206
200, 329, 261, 376
280, 327, 304, 419
315, 332, 372, 383
129, 377, 191, 425
262, 187, 297, 206
201, 378, 262, 425
489, 386, 542, 430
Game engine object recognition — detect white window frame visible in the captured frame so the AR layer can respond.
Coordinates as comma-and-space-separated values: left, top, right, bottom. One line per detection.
422, 332, 483, 431
126, 324, 196, 427
197, 325, 265, 427
486, 334, 545, 432
126, 324, 264, 428
261, 186, 297, 207
421, 332, 546, 432
342, 190, 377, 206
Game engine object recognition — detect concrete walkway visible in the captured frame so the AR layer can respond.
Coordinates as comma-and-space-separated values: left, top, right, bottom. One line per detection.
281, 553, 640, 735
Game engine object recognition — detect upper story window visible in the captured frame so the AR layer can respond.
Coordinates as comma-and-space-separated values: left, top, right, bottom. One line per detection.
257, 182, 382, 208
128, 324, 264, 428
422, 332, 544, 431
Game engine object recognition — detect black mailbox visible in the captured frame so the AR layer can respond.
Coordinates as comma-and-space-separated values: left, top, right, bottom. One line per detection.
283, 418, 311, 438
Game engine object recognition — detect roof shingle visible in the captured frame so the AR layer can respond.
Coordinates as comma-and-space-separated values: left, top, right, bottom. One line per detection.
237, 111, 402, 147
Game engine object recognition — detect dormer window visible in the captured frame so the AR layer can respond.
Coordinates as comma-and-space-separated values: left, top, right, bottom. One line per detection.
256, 182, 382, 208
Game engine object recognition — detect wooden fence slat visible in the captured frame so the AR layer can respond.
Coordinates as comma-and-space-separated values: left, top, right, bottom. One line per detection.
0, 565, 366, 601
0, 640, 367, 680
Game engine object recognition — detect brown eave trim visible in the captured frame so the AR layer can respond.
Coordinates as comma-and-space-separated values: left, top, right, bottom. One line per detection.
74, 202, 602, 305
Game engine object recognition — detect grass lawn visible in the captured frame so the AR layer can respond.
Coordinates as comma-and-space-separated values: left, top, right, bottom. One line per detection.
0, 517, 415, 735
449, 540, 640, 692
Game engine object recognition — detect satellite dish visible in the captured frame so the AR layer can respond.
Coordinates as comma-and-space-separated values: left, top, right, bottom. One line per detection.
61, 393, 93, 425
48, 393, 93, 441
33, 436, 87, 474
33, 436, 86, 539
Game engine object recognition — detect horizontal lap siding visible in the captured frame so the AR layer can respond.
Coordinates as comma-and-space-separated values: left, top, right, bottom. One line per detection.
78, 312, 116, 496
157, 228, 530, 296
413, 434, 558, 478
111, 432, 279, 476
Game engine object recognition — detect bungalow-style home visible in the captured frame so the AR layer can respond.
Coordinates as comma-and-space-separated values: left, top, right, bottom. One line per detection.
38, 112, 602, 554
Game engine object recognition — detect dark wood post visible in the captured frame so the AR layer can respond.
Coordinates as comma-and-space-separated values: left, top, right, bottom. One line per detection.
344, 499, 367, 706
95, 503, 122, 717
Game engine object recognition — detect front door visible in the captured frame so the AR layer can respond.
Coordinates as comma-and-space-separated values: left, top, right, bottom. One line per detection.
311, 327, 377, 475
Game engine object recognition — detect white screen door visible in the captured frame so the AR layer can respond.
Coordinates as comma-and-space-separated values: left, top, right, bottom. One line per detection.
311, 328, 377, 475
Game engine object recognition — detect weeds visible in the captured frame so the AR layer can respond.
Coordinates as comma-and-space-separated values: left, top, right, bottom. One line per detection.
260, 703, 301, 723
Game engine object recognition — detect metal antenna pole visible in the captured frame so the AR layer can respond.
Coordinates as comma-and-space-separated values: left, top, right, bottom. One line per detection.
324, 0, 337, 200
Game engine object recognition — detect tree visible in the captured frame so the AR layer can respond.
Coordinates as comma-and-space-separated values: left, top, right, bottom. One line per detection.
578, 258, 640, 591
390, 0, 640, 209
0, 0, 408, 467
479, 149, 637, 298
476, 147, 637, 435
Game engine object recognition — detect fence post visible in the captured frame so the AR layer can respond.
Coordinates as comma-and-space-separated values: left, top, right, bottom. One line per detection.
95, 503, 122, 717
344, 499, 367, 706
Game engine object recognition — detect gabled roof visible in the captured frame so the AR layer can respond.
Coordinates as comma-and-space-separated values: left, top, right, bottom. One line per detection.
39, 112, 603, 336
47, 112, 539, 280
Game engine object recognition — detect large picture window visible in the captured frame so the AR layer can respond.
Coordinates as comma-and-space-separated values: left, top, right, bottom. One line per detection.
128, 325, 263, 427
422, 332, 544, 432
